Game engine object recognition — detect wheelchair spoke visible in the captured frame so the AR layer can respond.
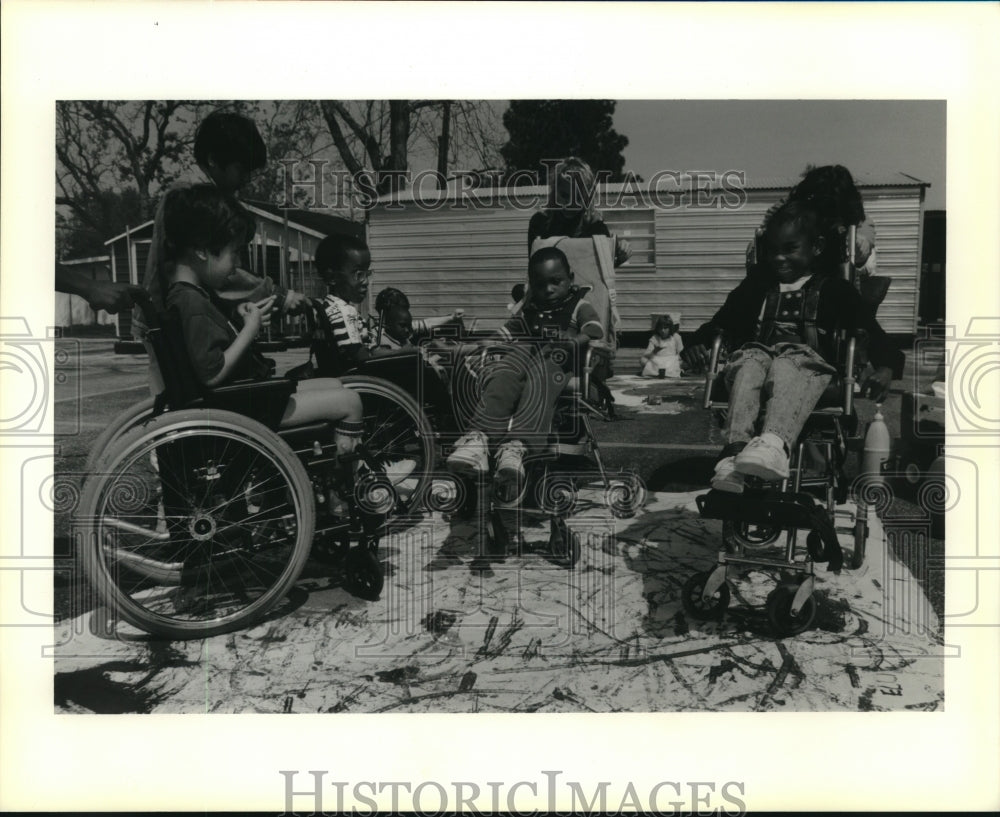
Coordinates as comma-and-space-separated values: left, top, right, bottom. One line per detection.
81, 411, 314, 638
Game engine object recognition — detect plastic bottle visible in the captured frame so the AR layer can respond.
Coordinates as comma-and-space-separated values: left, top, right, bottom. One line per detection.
862, 405, 892, 485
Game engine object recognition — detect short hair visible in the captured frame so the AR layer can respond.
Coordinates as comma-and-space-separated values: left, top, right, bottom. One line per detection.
510, 283, 526, 303
193, 111, 267, 171
315, 233, 370, 279
384, 303, 411, 324
375, 287, 410, 313
528, 246, 571, 278
764, 199, 822, 244
162, 184, 256, 261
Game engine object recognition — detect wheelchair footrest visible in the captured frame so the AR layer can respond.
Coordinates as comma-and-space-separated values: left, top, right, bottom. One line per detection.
696, 489, 843, 572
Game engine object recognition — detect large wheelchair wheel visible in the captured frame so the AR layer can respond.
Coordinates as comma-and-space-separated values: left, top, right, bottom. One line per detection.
339, 375, 435, 513
77, 409, 315, 640
84, 397, 157, 474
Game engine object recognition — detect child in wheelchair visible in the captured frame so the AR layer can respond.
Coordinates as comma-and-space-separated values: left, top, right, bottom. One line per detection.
161, 184, 365, 455
445, 246, 606, 499
683, 199, 903, 495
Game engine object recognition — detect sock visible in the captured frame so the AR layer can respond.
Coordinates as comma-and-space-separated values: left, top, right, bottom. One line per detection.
334, 420, 364, 456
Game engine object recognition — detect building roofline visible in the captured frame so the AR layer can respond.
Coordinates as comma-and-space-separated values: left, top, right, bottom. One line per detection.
104, 220, 155, 245
58, 255, 111, 265
242, 203, 328, 239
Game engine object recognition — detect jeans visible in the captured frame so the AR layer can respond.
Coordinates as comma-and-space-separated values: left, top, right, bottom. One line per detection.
723, 342, 836, 450
464, 343, 567, 452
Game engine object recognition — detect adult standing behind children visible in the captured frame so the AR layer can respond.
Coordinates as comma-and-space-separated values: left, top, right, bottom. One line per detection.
132, 110, 306, 392
527, 157, 631, 267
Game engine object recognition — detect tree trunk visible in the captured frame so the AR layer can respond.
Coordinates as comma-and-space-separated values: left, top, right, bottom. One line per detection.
387, 100, 410, 193
437, 101, 452, 187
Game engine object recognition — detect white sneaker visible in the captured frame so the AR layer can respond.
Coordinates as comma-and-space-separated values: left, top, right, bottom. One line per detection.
494, 440, 527, 502
446, 430, 490, 478
734, 433, 790, 481
711, 456, 745, 494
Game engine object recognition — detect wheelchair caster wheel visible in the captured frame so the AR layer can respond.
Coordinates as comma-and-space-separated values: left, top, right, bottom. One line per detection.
722, 520, 781, 553
548, 518, 580, 567
344, 546, 383, 601
766, 583, 816, 636
681, 570, 730, 620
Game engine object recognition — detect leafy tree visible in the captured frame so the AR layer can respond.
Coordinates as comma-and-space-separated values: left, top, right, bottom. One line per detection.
500, 100, 629, 182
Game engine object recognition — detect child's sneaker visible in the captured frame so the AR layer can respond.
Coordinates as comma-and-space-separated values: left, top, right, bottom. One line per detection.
494, 440, 527, 503
734, 433, 790, 481
446, 430, 489, 478
710, 456, 745, 494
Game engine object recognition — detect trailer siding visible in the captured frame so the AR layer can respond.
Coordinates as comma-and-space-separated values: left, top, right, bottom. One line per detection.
367, 177, 926, 334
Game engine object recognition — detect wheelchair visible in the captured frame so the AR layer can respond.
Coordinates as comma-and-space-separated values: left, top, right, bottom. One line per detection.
684, 227, 870, 636
76, 296, 433, 640
303, 298, 644, 568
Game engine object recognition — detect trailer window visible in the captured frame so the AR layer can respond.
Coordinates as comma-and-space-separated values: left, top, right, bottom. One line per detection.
602, 208, 655, 270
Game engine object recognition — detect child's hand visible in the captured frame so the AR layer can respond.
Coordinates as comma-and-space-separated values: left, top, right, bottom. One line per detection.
282, 290, 307, 314
254, 296, 276, 331
237, 301, 264, 335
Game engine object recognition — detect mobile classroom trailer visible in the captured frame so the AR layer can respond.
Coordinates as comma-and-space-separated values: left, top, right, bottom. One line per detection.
365, 173, 929, 340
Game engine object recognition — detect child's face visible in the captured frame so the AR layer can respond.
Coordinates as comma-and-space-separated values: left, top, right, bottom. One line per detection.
384, 309, 413, 343
528, 258, 573, 306
199, 242, 240, 290
767, 220, 822, 284
327, 248, 372, 304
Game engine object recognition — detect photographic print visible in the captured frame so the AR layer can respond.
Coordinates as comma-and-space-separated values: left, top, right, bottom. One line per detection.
3, 2, 998, 813
50, 98, 947, 716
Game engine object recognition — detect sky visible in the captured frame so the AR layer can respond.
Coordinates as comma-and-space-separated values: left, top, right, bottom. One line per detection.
613, 100, 946, 210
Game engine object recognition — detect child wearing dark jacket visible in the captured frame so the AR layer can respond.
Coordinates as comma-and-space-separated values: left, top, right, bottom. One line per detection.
683, 200, 904, 494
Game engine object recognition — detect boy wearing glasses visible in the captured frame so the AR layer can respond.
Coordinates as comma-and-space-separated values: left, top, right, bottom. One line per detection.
314, 233, 376, 374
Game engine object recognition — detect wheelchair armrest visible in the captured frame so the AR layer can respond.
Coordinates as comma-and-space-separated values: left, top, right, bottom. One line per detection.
702, 334, 724, 410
